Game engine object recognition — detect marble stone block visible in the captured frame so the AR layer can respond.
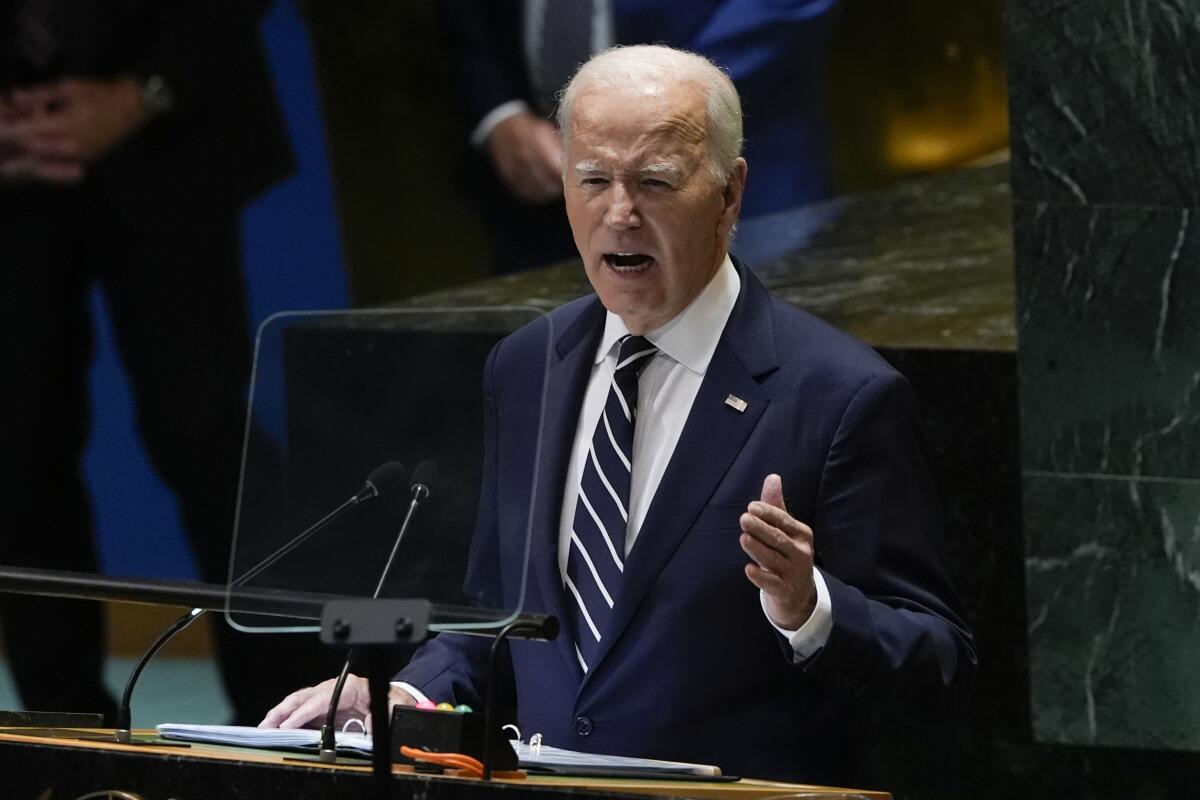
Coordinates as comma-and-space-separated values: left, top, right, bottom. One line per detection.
1024, 474, 1200, 749
1008, 0, 1200, 208
1015, 201, 1200, 480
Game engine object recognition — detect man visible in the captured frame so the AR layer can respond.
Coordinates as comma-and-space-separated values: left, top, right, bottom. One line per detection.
263, 45, 974, 784
0, 0, 300, 725
437, 0, 840, 272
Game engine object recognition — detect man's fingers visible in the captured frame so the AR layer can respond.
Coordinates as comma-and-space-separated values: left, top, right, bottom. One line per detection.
259, 687, 316, 728
744, 562, 790, 595
31, 158, 85, 183
11, 114, 73, 140
739, 531, 793, 575
532, 127, 564, 185
490, 112, 564, 203
260, 677, 345, 729
531, 127, 565, 198
277, 691, 334, 730
0, 154, 84, 184
10, 86, 60, 114
1, 116, 76, 159
533, 156, 563, 194
509, 152, 562, 202
739, 511, 792, 557
499, 155, 556, 202
745, 501, 812, 538
740, 508, 811, 552
22, 138, 80, 161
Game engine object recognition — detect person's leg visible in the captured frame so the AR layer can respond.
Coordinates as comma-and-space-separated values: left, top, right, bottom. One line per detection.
0, 185, 117, 721
96, 209, 339, 724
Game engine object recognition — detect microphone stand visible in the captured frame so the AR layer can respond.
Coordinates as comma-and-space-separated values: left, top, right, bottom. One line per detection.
316, 473, 432, 764
111, 461, 406, 744
112, 608, 203, 743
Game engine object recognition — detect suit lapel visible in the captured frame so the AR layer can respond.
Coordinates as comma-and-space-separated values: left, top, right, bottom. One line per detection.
527, 300, 605, 680
583, 261, 780, 681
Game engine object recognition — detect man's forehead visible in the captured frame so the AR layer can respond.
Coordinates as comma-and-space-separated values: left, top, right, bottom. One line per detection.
569, 84, 708, 156
571, 81, 707, 126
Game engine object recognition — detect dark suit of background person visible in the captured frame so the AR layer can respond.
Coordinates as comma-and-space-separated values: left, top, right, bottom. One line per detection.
0, 0, 292, 724
397, 257, 976, 785
437, 0, 840, 274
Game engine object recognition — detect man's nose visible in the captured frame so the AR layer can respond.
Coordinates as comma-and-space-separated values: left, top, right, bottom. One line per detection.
603, 184, 639, 229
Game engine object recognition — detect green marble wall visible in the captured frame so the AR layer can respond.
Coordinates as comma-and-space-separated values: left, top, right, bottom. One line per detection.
1010, 0, 1200, 750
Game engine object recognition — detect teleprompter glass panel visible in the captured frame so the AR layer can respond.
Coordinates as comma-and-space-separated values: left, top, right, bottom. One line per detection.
224, 307, 552, 634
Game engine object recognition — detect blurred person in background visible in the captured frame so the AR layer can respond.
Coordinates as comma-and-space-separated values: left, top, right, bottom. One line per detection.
438, 0, 840, 274
0, 0, 292, 725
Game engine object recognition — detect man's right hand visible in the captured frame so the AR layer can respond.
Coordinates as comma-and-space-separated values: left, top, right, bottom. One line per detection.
0, 92, 85, 184
487, 111, 563, 204
258, 674, 417, 732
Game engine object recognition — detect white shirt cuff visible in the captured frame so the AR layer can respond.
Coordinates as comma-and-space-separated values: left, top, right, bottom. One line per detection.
760, 567, 833, 663
469, 100, 531, 148
390, 681, 429, 705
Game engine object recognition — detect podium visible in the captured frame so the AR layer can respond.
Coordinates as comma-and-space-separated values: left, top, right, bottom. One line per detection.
0, 728, 890, 800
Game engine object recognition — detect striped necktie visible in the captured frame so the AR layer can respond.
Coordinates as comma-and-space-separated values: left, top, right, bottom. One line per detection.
565, 334, 658, 673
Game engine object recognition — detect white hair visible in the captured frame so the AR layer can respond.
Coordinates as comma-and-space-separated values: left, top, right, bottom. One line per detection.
555, 44, 744, 186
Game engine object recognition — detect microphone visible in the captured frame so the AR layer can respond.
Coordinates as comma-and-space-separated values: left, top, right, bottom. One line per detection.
408, 461, 438, 503
238, 461, 408, 586
113, 461, 406, 744
353, 461, 409, 504
317, 461, 438, 762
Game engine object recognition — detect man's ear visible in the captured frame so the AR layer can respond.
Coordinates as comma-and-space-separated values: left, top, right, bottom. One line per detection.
719, 158, 748, 234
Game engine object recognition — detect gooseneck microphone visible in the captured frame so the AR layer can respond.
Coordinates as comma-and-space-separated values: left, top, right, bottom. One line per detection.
317, 461, 438, 762
235, 461, 408, 587
113, 461, 407, 743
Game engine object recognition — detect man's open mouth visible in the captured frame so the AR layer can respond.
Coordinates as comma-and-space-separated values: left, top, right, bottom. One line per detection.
603, 253, 654, 272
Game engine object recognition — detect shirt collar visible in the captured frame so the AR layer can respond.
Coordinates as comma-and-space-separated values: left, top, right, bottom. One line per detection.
594, 254, 741, 375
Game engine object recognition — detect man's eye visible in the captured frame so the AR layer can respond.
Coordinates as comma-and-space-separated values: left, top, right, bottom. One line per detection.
582, 177, 609, 187
643, 178, 671, 188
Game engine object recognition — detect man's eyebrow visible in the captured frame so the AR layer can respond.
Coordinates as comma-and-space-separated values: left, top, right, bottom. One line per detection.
640, 162, 681, 177
573, 159, 604, 173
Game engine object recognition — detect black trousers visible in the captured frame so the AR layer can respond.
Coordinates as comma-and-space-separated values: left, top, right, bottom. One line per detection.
0, 181, 333, 725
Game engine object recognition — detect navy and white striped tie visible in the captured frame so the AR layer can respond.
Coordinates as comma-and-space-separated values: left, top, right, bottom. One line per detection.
565, 334, 658, 673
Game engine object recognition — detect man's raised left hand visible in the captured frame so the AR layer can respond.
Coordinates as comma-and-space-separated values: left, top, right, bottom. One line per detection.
740, 474, 818, 630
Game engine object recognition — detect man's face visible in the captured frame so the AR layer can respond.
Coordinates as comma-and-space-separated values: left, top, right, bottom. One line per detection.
563, 81, 746, 334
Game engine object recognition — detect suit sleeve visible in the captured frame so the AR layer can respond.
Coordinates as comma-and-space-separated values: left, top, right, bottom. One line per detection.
621, 0, 839, 89
123, 0, 274, 120
435, 0, 531, 135
801, 371, 977, 728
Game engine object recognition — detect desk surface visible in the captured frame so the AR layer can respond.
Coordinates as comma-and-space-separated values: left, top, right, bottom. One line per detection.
0, 728, 890, 800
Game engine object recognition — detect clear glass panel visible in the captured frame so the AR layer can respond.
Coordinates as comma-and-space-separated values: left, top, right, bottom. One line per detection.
224, 307, 551, 634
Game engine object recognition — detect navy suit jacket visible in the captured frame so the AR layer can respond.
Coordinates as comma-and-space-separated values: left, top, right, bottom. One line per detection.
399, 259, 975, 784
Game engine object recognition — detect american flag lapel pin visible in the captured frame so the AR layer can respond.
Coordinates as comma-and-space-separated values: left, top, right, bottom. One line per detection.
724, 394, 748, 413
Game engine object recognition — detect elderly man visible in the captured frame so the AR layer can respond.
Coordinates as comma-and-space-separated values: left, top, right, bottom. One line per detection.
263, 45, 975, 784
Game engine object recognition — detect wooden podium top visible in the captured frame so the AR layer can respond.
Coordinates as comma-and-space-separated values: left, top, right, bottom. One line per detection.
0, 728, 890, 800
